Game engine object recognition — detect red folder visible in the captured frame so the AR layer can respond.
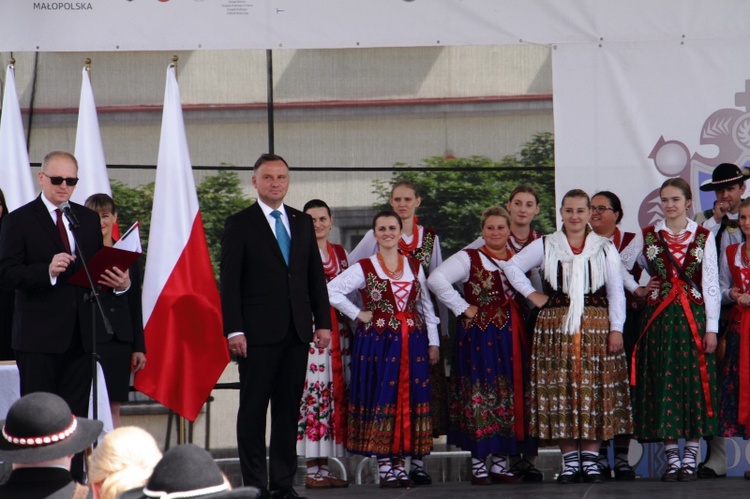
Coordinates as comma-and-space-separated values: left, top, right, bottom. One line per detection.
67, 246, 141, 290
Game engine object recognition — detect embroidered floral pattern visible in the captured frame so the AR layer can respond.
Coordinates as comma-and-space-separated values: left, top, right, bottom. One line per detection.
461, 250, 512, 331
347, 258, 433, 456
684, 232, 707, 277
407, 228, 436, 272
364, 273, 394, 314
297, 242, 351, 456
298, 380, 334, 442
642, 226, 707, 305
644, 231, 667, 276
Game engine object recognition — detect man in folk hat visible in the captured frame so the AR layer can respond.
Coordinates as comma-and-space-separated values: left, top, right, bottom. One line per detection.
0, 392, 102, 498
696, 162, 750, 254
694, 162, 750, 479
119, 444, 260, 499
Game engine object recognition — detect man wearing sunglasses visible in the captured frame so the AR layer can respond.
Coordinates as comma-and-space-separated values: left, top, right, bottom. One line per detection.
0, 151, 109, 483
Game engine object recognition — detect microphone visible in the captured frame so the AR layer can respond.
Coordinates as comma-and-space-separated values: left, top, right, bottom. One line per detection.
59, 201, 80, 229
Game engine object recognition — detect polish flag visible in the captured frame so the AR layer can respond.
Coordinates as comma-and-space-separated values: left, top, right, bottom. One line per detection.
135, 64, 229, 422
0, 64, 35, 211
71, 66, 120, 238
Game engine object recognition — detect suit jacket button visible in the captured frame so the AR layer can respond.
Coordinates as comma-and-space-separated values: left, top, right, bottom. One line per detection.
110, 308, 116, 312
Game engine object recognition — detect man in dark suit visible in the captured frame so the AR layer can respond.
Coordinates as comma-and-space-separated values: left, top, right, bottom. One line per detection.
221, 153, 331, 499
0, 151, 122, 481
0, 392, 102, 499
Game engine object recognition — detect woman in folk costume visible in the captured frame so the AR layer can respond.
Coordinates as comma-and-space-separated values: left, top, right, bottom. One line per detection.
463, 184, 546, 481
296, 199, 350, 489
465, 185, 544, 253
348, 180, 446, 485
632, 177, 719, 482
328, 211, 440, 488
718, 197, 750, 478
589, 191, 644, 480
427, 206, 528, 486
504, 189, 632, 484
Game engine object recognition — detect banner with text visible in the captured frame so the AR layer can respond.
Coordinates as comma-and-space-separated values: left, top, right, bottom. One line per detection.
2, 1, 750, 52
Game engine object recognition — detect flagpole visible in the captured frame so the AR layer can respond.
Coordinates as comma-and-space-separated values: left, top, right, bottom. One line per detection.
170, 54, 190, 447
266, 49, 275, 154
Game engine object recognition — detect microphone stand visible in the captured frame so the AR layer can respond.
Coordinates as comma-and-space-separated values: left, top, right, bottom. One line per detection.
63, 209, 114, 430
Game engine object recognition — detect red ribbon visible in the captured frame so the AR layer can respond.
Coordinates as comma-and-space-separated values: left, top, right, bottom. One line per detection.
735, 306, 750, 426
507, 300, 527, 441
329, 307, 347, 444
631, 276, 714, 417
391, 311, 413, 455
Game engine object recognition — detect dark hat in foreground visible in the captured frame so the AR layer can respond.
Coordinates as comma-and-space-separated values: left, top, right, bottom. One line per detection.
119, 444, 260, 498
0, 392, 103, 463
699, 162, 750, 191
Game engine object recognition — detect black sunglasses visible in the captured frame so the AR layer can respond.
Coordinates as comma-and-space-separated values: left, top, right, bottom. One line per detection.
42, 172, 79, 186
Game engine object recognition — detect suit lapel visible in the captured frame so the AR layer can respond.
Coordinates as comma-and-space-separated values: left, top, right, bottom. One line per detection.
284, 205, 302, 267
32, 196, 68, 254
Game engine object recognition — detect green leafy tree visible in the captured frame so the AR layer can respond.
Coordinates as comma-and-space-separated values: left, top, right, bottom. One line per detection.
197, 171, 252, 277
111, 181, 154, 252
374, 132, 555, 257
111, 170, 251, 280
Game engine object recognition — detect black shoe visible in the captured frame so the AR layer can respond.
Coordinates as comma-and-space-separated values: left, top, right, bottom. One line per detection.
614, 465, 636, 480
509, 457, 544, 482
258, 488, 271, 499
270, 488, 306, 499
522, 464, 544, 483
599, 465, 613, 480
697, 463, 726, 478
661, 464, 679, 482
582, 470, 603, 483
556, 471, 580, 484
409, 469, 432, 485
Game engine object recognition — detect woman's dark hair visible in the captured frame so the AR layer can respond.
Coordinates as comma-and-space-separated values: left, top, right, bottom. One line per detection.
508, 184, 540, 205
391, 180, 420, 199
0, 188, 6, 219
480, 205, 511, 230
592, 191, 623, 224
303, 199, 331, 217
561, 189, 590, 208
660, 177, 692, 201
372, 210, 403, 231
85, 193, 116, 214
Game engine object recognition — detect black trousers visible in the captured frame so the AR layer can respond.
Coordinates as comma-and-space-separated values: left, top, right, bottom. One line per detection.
236, 326, 309, 491
15, 329, 92, 482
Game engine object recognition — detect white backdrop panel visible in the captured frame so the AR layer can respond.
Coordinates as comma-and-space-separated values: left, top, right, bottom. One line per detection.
2, 1, 750, 52
553, 39, 750, 233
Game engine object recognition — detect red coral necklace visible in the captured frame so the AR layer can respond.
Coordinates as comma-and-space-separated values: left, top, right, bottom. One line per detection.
377, 252, 404, 279
399, 217, 420, 254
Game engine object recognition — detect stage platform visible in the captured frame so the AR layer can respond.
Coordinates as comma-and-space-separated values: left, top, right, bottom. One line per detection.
298, 478, 749, 498
212, 447, 750, 499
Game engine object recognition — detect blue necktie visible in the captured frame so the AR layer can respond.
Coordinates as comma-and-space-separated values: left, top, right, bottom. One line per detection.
271, 210, 291, 265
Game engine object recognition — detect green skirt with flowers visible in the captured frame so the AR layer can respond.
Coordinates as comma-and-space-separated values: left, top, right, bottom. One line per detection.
633, 299, 718, 441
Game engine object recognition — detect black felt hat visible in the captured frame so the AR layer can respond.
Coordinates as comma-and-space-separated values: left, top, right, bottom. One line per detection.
699, 162, 750, 191
119, 444, 260, 498
0, 392, 103, 463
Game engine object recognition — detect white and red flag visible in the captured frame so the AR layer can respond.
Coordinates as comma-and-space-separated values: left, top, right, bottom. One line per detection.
71, 66, 121, 237
0, 64, 35, 211
136, 64, 229, 422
